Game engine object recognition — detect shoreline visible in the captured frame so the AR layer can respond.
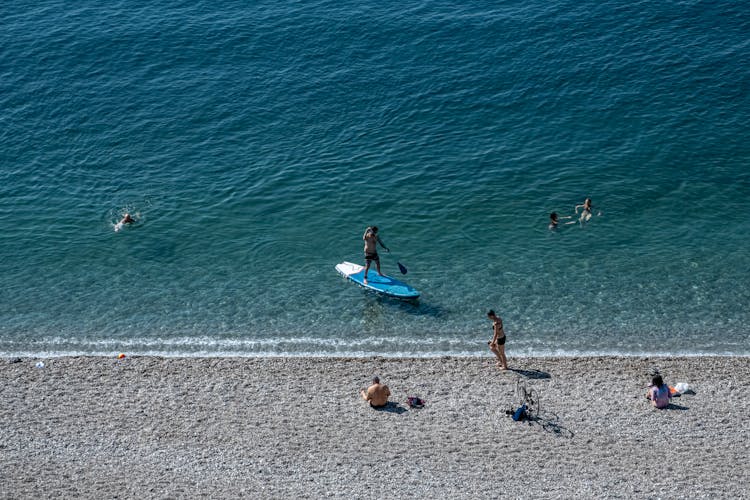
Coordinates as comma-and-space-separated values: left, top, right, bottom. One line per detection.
2, 355, 748, 498
4, 351, 750, 359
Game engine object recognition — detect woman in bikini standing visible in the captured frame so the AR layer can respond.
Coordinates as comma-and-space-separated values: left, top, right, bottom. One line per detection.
487, 310, 508, 370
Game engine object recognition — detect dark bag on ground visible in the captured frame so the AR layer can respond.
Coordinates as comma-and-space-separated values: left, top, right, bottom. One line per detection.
512, 404, 527, 421
407, 396, 425, 408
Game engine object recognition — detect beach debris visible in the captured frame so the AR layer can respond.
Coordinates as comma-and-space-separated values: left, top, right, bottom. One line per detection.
35, 361, 45, 369
9, 357, 22, 364
117, 353, 126, 359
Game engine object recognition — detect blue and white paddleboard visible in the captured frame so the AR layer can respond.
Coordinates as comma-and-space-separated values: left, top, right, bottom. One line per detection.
336, 261, 420, 300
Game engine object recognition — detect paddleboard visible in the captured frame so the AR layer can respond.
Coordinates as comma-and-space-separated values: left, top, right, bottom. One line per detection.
336, 261, 420, 299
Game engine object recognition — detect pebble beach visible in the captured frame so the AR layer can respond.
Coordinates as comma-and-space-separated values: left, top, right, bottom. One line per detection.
2, 356, 748, 499
4, 3, 750, 499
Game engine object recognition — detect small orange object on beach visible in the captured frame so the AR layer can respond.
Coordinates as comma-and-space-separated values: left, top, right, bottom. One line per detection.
117, 353, 126, 359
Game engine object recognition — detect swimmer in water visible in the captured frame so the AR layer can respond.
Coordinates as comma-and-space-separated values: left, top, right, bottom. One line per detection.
549, 212, 572, 230
114, 213, 135, 232
575, 198, 594, 223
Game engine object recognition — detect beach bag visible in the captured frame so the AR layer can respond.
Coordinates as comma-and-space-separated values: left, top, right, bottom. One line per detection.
512, 404, 527, 422
407, 396, 425, 408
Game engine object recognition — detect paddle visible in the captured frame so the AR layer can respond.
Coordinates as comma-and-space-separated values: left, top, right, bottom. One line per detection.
375, 230, 407, 274
385, 250, 407, 274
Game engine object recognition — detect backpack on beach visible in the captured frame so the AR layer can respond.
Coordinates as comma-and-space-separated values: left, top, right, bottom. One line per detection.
407, 396, 425, 408
511, 404, 528, 422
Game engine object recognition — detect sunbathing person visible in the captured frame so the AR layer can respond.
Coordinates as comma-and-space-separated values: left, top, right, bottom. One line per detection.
647, 374, 672, 409
360, 376, 391, 408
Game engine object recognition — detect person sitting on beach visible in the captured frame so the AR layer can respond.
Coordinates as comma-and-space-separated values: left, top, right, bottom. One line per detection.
360, 376, 391, 408
647, 374, 672, 409
487, 310, 508, 370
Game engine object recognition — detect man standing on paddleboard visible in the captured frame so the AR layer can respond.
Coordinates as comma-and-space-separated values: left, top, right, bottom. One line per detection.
363, 226, 389, 284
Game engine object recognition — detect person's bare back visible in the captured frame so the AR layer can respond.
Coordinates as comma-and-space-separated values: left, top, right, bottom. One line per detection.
360, 376, 390, 408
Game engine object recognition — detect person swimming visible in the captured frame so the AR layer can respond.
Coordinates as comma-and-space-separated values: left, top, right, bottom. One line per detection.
549, 212, 559, 230
114, 213, 135, 232
575, 198, 593, 222
549, 212, 572, 230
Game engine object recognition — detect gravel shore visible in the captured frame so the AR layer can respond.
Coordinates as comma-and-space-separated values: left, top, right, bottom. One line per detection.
1, 356, 748, 499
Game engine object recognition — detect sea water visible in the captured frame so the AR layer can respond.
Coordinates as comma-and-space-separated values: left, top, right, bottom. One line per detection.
2, 0, 749, 357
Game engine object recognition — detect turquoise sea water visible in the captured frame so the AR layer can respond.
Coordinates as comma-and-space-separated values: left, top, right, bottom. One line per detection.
2, 0, 749, 356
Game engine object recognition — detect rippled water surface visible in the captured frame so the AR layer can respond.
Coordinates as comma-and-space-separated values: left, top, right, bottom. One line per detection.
2, 0, 749, 356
